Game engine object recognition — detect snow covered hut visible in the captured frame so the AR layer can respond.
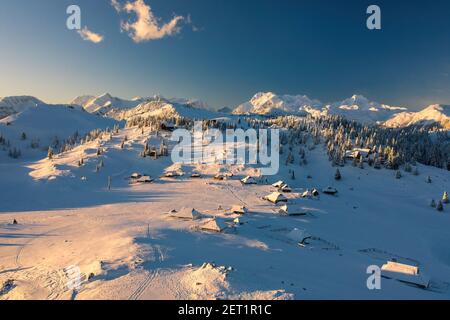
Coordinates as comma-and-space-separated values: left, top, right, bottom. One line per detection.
130, 172, 142, 179
233, 216, 248, 225
279, 204, 309, 216
345, 148, 372, 161
279, 184, 292, 193
136, 175, 153, 183
200, 218, 228, 233
214, 174, 225, 181
231, 205, 248, 215
169, 208, 202, 220
165, 171, 179, 178
301, 189, 319, 198
272, 181, 285, 188
264, 192, 288, 204
322, 187, 338, 195
287, 228, 311, 244
241, 176, 257, 185
381, 261, 430, 288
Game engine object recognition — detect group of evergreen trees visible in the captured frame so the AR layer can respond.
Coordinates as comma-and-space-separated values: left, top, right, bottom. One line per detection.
124, 112, 450, 172
260, 115, 450, 171
431, 192, 449, 212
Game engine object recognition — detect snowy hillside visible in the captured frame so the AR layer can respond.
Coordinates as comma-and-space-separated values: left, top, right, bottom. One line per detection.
233, 92, 321, 116
0, 96, 43, 119
0, 104, 117, 160
0, 92, 449, 301
0, 121, 449, 299
384, 104, 450, 129
233, 93, 407, 123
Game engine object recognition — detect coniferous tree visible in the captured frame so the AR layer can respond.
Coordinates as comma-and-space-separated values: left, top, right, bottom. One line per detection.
431, 199, 436, 208
374, 157, 381, 169
404, 163, 412, 173
359, 157, 364, 169
335, 169, 342, 181
47, 147, 54, 160
443, 192, 449, 204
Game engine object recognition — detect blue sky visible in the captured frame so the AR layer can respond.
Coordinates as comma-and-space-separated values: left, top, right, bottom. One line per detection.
0, 0, 449, 110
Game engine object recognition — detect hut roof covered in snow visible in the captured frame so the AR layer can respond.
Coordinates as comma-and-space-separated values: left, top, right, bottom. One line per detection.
280, 184, 292, 193
381, 261, 419, 276
131, 172, 142, 179
272, 181, 285, 188
323, 186, 338, 195
136, 175, 153, 183
231, 205, 248, 215
264, 192, 288, 204
169, 208, 202, 220
381, 261, 430, 288
241, 176, 257, 185
279, 204, 310, 216
200, 218, 229, 232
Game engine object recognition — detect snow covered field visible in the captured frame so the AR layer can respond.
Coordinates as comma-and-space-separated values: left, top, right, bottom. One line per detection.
1, 122, 450, 300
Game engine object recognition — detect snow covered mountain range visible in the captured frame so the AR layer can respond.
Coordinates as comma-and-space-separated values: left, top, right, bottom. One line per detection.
233, 92, 408, 124
383, 104, 450, 129
1, 92, 449, 129
322, 95, 408, 124
70, 93, 143, 114
232, 92, 450, 128
232, 92, 322, 116
70, 93, 211, 116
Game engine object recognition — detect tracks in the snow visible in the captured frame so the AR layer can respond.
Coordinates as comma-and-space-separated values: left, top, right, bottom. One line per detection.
225, 184, 249, 207
128, 270, 159, 300
128, 245, 165, 300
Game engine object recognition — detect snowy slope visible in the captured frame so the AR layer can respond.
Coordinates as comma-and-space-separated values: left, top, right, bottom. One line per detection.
0, 124, 449, 299
0, 104, 117, 160
384, 104, 450, 129
233, 92, 321, 116
0, 96, 43, 119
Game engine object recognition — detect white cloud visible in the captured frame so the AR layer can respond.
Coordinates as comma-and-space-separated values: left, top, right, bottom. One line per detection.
78, 26, 104, 44
112, 0, 186, 43
111, 0, 121, 12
